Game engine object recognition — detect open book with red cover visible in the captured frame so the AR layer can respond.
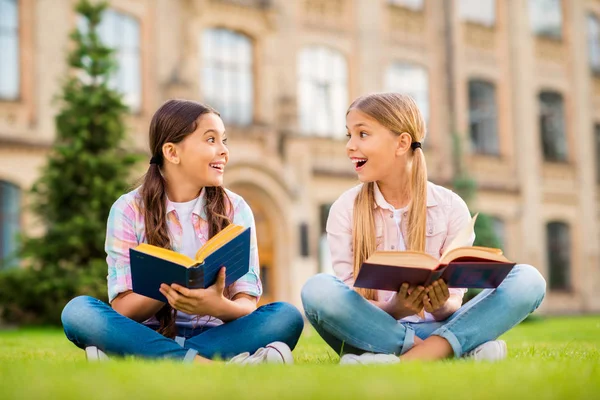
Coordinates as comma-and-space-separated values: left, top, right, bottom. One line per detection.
353, 214, 515, 291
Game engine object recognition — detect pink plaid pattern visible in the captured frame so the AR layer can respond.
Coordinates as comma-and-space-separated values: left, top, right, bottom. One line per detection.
105, 187, 262, 304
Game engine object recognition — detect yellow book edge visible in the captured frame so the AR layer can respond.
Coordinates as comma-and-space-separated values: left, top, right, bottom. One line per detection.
133, 224, 245, 268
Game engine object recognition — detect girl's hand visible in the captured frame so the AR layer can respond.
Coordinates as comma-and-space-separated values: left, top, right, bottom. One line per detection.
388, 283, 425, 319
159, 267, 227, 316
422, 279, 450, 314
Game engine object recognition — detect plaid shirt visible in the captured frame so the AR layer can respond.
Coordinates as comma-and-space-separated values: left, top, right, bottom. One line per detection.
105, 187, 262, 328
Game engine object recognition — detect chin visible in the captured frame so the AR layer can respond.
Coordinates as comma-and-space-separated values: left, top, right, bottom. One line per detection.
356, 173, 375, 183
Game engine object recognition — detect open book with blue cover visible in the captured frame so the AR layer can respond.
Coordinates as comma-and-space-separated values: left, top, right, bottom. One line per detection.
354, 214, 516, 291
129, 225, 251, 302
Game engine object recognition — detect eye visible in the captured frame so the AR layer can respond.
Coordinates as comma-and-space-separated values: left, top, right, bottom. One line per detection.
360, 131, 368, 138
222, 137, 228, 146
207, 137, 215, 143
345, 132, 351, 138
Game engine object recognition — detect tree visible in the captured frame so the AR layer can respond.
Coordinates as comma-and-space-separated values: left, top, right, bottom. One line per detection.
0, 0, 140, 324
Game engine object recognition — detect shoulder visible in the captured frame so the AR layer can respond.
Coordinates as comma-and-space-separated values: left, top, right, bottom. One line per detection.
224, 188, 253, 219
109, 186, 142, 218
427, 181, 470, 218
330, 183, 363, 214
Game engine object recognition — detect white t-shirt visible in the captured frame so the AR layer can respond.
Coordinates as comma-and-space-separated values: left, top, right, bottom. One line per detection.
171, 197, 201, 259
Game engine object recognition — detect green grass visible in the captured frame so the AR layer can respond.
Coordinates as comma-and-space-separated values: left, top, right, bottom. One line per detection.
1, 316, 599, 399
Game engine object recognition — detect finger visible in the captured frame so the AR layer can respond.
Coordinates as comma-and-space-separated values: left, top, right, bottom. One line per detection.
171, 283, 191, 297
398, 283, 409, 299
215, 267, 226, 292
427, 286, 440, 308
423, 296, 432, 313
407, 286, 424, 303
439, 280, 450, 299
433, 281, 447, 302
159, 287, 179, 308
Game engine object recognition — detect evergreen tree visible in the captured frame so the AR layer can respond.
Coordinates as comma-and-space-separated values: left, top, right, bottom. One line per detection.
0, 0, 140, 324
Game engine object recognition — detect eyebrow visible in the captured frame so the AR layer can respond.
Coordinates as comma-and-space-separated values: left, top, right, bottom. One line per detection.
345, 123, 368, 130
203, 129, 226, 136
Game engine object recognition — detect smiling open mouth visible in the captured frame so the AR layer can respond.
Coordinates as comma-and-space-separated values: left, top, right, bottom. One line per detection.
209, 163, 224, 171
352, 158, 368, 168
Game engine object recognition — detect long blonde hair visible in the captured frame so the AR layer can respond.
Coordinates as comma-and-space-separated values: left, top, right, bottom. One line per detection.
349, 93, 427, 300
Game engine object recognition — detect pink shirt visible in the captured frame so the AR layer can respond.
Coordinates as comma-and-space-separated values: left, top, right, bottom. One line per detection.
326, 181, 474, 323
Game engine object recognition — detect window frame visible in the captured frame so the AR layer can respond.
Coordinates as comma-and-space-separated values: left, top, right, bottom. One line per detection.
0, 0, 20, 100
529, 0, 563, 40
385, 61, 430, 125
468, 79, 499, 156
539, 91, 568, 162
297, 45, 348, 138
201, 27, 254, 126
546, 221, 571, 291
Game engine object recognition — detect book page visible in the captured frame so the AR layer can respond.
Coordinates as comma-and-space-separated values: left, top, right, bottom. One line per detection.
440, 213, 478, 261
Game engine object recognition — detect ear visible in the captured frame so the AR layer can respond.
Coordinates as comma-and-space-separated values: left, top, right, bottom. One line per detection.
162, 142, 180, 165
395, 132, 412, 156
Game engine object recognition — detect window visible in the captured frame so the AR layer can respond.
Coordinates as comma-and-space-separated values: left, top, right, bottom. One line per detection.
595, 124, 600, 184
0, 181, 20, 269
588, 14, 600, 74
546, 222, 571, 291
0, 0, 19, 100
202, 28, 253, 126
529, 0, 562, 39
388, 0, 423, 11
83, 9, 142, 112
459, 0, 495, 27
539, 91, 568, 162
298, 46, 348, 137
385, 62, 429, 123
468, 80, 499, 155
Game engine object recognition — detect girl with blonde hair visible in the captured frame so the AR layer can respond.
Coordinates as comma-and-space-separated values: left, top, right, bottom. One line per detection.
301, 93, 546, 364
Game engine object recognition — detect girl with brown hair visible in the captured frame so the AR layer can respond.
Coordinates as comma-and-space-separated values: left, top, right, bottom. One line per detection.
61, 99, 303, 364
301, 93, 546, 364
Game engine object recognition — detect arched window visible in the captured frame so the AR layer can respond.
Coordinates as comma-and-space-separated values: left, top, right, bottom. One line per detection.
298, 46, 348, 137
385, 62, 429, 123
202, 28, 253, 126
79, 9, 142, 112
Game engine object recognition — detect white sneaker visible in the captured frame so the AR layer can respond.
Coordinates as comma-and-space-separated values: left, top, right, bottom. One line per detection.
464, 340, 507, 362
228, 342, 294, 365
85, 346, 109, 361
339, 352, 400, 365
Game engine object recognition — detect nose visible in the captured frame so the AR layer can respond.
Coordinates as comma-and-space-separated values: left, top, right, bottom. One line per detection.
346, 136, 356, 153
220, 142, 229, 157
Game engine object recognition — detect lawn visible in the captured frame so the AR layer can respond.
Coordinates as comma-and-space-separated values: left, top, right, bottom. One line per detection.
1, 316, 599, 399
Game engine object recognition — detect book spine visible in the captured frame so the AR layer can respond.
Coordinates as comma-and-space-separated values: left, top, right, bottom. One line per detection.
187, 267, 205, 289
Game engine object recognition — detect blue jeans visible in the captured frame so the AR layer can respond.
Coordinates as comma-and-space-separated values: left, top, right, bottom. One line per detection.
61, 296, 304, 362
301, 264, 546, 357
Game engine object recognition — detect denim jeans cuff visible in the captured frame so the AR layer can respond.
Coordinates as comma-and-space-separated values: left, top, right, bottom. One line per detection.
433, 327, 463, 357
183, 348, 198, 363
400, 325, 416, 355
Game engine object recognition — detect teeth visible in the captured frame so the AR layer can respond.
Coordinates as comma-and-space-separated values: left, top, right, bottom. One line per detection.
351, 158, 367, 164
209, 164, 224, 170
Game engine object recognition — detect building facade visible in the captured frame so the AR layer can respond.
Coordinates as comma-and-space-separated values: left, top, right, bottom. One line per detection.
1, 0, 600, 313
